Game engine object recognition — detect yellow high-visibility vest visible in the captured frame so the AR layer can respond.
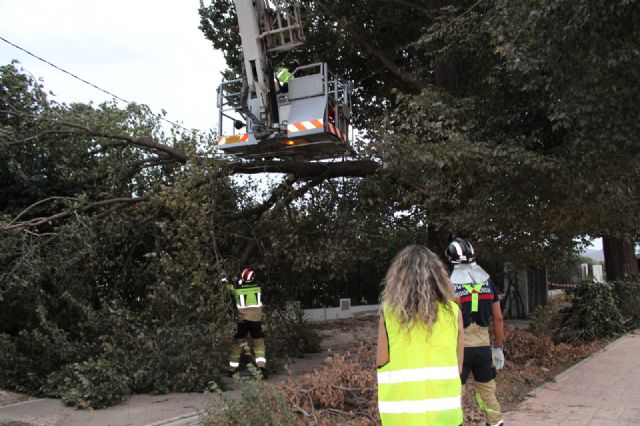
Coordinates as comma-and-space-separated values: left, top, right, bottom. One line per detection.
378, 300, 462, 426
227, 284, 262, 309
276, 67, 292, 84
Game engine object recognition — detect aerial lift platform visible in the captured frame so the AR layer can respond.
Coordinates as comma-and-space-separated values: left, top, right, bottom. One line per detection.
216, 1, 353, 159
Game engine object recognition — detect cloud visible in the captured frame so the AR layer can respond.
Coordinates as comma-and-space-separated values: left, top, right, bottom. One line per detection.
0, 0, 227, 131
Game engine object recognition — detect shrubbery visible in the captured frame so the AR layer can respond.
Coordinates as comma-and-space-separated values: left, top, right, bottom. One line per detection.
612, 278, 640, 329
531, 280, 630, 344
266, 303, 322, 372
200, 366, 295, 426
44, 358, 129, 409
564, 281, 625, 341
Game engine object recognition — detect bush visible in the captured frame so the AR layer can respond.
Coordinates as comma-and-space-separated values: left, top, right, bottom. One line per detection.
613, 278, 640, 329
45, 358, 129, 409
529, 304, 557, 337
558, 281, 624, 342
266, 303, 322, 372
120, 323, 231, 394
200, 366, 295, 426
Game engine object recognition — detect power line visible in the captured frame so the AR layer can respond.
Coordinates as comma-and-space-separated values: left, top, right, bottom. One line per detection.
0, 35, 362, 164
0, 34, 193, 132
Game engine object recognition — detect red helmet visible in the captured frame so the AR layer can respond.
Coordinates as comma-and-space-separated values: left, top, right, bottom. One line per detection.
241, 267, 256, 283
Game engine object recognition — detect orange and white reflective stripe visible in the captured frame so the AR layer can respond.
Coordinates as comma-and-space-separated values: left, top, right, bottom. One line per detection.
218, 134, 249, 145
327, 122, 348, 141
287, 119, 324, 134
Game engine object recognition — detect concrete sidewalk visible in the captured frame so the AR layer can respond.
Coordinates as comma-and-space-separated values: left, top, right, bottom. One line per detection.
505, 330, 640, 425
0, 393, 216, 426
0, 349, 329, 426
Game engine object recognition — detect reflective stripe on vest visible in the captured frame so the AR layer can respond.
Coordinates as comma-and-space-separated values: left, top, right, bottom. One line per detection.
378, 366, 459, 384
230, 285, 262, 309
276, 68, 292, 84
378, 396, 461, 414
463, 283, 484, 312
377, 301, 462, 426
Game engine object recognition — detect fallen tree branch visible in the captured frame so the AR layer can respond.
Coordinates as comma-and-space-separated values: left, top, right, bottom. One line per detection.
1, 106, 187, 163
228, 159, 380, 179
223, 176, 326, 224
2, 196, 151, 232
7, 196, 78, 226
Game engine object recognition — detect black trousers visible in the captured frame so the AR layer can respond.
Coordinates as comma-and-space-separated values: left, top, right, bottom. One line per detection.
234, 320, 264, 339
460, 346, 496, 384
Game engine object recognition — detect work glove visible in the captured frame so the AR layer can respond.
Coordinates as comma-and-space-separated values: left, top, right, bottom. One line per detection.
491, 346, 505, 370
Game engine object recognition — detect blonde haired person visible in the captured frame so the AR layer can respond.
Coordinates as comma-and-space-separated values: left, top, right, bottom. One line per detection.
377, 245, 464, 426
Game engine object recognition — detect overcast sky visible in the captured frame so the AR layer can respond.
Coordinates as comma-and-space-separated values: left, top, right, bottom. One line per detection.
0, 0, 225, 132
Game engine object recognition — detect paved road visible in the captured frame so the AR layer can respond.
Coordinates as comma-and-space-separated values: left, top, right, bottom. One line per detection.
505, 330, 640, 425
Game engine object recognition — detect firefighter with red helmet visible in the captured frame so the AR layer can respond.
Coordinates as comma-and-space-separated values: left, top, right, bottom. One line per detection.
446, 238, 505, 426
223, 267, 267, 378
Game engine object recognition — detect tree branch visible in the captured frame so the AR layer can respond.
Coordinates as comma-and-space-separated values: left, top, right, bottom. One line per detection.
7, 196, 78, 225
1, 106, 187, 163
316, 1, 429, 91
381, 0, 438, 20
227, 159, 380, 179
2, 196, 150, 231
50, 120, 187, 163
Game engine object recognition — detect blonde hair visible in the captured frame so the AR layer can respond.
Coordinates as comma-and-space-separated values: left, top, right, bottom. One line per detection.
380, 245, 455, 331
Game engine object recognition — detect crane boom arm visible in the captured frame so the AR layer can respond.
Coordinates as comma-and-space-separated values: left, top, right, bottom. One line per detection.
234, 0, 271, 125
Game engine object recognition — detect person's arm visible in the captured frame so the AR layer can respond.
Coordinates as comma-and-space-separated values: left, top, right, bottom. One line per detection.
457, 307, 464, 374
491, 301, 504, 347
376, 314, 389, 368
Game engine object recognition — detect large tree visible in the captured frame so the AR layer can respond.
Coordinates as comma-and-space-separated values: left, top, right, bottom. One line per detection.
0, 62, 395, 402
199, 0, 640, 273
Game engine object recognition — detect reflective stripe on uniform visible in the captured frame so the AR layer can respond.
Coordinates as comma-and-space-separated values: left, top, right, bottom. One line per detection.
378, 396, 461, 414
255, 357, 266, 364
377, 366, 459, 384
229, 361, 240, 368
231, 285, 262, 309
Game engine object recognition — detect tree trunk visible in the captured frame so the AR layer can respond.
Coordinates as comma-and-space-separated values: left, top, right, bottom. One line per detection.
602, 235, 638, 281
427, 226, 450, 261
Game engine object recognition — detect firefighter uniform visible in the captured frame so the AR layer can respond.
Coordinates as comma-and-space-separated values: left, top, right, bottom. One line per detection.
452, 263, 504, 426
227, 281, 266, 373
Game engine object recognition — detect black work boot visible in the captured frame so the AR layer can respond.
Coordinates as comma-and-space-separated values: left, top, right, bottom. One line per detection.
259, 367, 269, 379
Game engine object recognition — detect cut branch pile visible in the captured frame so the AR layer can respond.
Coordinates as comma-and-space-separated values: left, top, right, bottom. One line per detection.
277, 343, 379, 426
